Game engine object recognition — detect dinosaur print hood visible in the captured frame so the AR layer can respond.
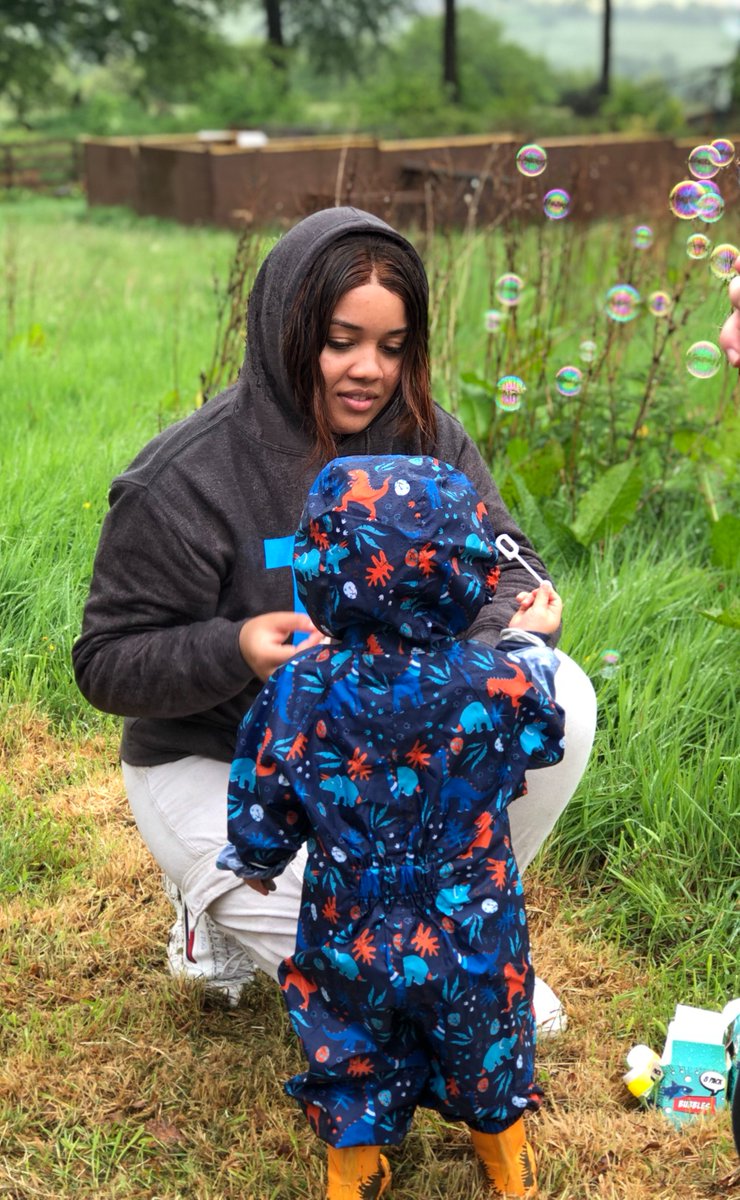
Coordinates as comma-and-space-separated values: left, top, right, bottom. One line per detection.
293, 455, 499, 643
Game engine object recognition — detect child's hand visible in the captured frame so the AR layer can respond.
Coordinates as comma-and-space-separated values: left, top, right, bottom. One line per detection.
508, 581, 562, 636
245, 878, 276, 895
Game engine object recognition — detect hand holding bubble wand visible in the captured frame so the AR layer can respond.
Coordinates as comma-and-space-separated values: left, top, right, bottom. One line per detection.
495, 533, 545, 587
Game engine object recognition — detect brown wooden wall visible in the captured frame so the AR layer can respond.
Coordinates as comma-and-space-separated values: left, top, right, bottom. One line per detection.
82, 131, 739, 229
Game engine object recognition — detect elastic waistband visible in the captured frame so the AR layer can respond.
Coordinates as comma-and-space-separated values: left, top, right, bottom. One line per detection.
358, 860, 442, 908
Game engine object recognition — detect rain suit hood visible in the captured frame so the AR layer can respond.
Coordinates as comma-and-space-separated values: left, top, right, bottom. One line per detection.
294, 455, 499, 643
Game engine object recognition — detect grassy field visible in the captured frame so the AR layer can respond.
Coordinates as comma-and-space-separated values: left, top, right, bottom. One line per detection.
1, 194, 738, 1197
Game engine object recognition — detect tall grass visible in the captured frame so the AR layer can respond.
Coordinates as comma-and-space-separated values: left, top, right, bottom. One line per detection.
1, 193, 737, 1004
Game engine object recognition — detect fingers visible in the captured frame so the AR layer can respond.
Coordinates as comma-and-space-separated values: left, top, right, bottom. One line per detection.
269, 611, 321, 639
515, 589, 536, 609
719, 266, 740, 368
239, 611, 324, 680
507, 582, 562, 635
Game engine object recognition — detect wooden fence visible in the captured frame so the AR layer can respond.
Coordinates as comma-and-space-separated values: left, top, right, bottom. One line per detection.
0, 140, 83, 191
82, 131, 740, 230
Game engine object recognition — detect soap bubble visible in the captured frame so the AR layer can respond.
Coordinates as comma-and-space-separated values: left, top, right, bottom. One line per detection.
669, 179, 706, 219
600, 649, 620, 678
554, 365, 583, 396
579, 339, 597, 364
516, 143, 547, 177
495, 273, 524, 307
632, 224, 653, 250
710, 138, 735, 168
543, 188, 571, 220
708, 242, 739, 279
484, 308, 505, 332
696, 190, 725, 224
686, 233, 711, 259
648, 291, 672, 318
686, 341, 722, 379
495, 375, 526, 412
688, 144, 721, 180
604, 284, 640, 323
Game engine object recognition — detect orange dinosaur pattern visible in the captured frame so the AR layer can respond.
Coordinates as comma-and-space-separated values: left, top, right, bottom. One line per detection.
335, 469, 390, 521
486, 663, 535, 710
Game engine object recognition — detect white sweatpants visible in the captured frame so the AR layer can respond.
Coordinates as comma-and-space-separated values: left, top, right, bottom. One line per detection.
123, 651, 596, 981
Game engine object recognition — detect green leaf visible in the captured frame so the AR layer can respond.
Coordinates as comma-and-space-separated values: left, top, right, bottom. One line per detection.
570, 460, 643, 546
698, 604, 740, 630
517, 440, 565, 499
672, 428, 697, 457
709, 514, 740, 569
505, 437, 530, 467
457, 394, 491, 442
506, 470, 581, 563
460, 371, 491, 391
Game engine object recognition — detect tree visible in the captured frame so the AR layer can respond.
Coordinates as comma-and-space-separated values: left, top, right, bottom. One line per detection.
263, 0, 284, 48
254, 0, 414, 77
0, 0, 239, 120
599, 0, 612, 97
443, 0, 460, 104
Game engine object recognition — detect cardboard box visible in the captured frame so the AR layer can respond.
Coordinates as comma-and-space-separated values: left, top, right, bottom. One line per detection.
655, 1004, 727, 1127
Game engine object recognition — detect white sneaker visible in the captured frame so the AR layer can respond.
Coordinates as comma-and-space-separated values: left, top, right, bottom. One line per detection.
162, 875, 257, 1006
534, 975, 568, 1036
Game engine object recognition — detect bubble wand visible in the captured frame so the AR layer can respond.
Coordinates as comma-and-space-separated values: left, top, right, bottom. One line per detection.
494, 533, 545, 587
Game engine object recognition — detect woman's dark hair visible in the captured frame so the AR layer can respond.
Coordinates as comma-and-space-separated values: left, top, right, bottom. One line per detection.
282, 232, 436, 462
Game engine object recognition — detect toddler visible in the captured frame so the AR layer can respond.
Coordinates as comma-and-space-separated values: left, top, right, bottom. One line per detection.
218, 454, 564, 1198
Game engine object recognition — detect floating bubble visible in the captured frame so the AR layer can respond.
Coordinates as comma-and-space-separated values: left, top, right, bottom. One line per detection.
686, 340, 722, 379
686, 232, 711, 259
516, 143, 547, 177
669, 179, 706, 219
555, 365, 583, 396
688, 144, 721, 180
495, 375, 526, 412
495, 273, 524, 307
708, 242, 739, 279
604, 284, 640, 323
696, 190, 725, 224
484, 308, 505, 332
632, 224, 653, 250
648, 291, 672, 318
600, 649, 620, 678
579, 339, 597, 364
543, 188, 571, 220
710, 138, 735, 168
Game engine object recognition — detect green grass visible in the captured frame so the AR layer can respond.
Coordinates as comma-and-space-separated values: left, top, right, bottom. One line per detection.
0, 194, 738, 1196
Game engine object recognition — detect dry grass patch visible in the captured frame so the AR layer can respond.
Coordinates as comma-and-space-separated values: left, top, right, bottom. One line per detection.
0, 711, 736, 1198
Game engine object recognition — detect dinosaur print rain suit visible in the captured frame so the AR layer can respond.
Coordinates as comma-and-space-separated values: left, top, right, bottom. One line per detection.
218, 455, 565, 1147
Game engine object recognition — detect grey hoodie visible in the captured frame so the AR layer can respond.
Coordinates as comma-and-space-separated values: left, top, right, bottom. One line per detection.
72, 207, 551, 766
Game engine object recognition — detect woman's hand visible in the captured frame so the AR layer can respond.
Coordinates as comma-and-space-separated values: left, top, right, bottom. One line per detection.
719, 262, 740, 368
239, 611, 325, 681
508, 581, 562, 636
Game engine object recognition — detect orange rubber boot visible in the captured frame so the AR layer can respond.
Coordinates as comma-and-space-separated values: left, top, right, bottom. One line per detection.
326, 1145, 392, 1200
470, 1119, 538, 1197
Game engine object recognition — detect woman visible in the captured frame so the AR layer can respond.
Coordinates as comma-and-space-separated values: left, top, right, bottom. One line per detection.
73, 207, 597, 1020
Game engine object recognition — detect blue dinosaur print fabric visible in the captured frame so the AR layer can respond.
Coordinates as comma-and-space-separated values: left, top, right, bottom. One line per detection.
218, 455, 565, 1147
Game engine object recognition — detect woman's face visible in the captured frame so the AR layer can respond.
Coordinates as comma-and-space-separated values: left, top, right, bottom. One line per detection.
319, 280, 407, 436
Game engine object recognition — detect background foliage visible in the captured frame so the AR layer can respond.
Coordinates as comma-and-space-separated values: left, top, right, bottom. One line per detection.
1, 2, 735, 139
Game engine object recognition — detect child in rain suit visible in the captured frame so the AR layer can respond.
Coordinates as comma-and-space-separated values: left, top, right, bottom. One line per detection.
218, 454, 565, 1199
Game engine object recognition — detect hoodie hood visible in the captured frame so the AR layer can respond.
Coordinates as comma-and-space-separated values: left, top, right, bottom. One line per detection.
293, 455, 499, 643
235, 207, 428, 452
